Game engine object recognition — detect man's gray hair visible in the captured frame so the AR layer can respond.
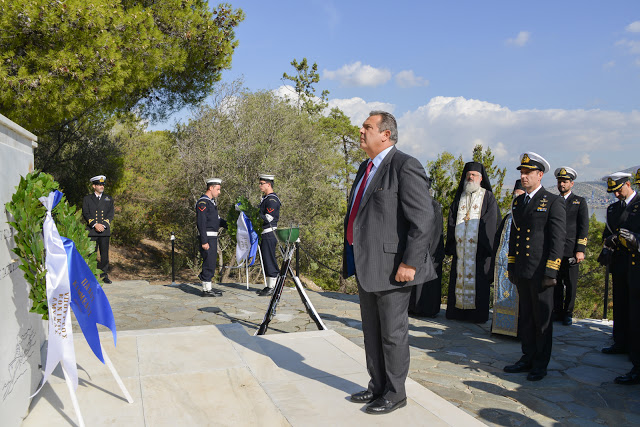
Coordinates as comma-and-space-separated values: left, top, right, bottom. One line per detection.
369, 110, 398, 143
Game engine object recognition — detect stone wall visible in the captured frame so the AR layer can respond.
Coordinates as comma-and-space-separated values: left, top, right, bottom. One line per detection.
0, 114, 45, 426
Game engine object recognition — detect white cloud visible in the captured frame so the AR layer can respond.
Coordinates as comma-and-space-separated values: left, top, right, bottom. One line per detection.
395, 70, 429, 88
603, 60, 616, 69
615, 39, 640, 54
626, 21, 640, 33
506, 31, 531, 47
323, 62, 392, 87
327, 97, 395, 126
390, 96, 640, 182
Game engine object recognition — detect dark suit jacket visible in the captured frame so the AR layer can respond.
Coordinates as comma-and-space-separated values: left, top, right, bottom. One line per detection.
82, 193, 115, 237
508, 187, 566, 280
342, 146, 437, 292
603, 192, 640, 274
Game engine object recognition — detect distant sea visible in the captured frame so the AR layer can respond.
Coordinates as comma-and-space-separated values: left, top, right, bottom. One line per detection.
589, 205, 607, 223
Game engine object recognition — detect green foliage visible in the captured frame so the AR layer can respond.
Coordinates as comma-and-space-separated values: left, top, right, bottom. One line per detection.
471, 145, 509, 214
282, 57, 329, 116
5, 171, 99, 320
0, 0, 245, 133
172, 85, 344, 288
574, 214, 608, 319
224, 196, 262, 243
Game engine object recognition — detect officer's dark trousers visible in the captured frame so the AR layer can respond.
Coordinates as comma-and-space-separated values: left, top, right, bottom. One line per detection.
611, 256, 630, 349
92, 236, 110, 274
516, 277, 554, 371
554, 258, 579, 317
260, 232, 279, 277
199, 237, 217, 282
629, 273, 640, 371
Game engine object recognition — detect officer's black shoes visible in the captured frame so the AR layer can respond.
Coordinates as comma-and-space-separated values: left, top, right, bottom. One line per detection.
211, 289, 222, 296
256, 287, 269, 295
562, 316, 573, 326
100, 273, 112, 284
201, 290, 220, 297
257, 287, 274, 296
602, 344, 627, 354
526, 369, 547, 381
503, 361, 532, 373
614, 370, 640, 385
365, 397, 407, 414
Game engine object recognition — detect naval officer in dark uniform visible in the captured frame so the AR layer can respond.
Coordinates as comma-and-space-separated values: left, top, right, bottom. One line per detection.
257, 173, 281, 296
504, 152, 566, 381
82, 175, 115, 284
553, 167, 589, 326
615, 194, 640, 385
196, 178, 227, 297
599, 172, 639, 354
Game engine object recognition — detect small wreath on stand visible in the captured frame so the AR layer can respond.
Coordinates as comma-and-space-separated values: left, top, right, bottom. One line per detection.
5, 171, 100, 320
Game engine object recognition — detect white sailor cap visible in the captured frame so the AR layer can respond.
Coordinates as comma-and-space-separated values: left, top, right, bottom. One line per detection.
206, 178, 222, 186
90, 175, 106, 184
516, 152, 550, 173
554, 166, 577, 180
601, 172, 631, 193
259, 173, 275, 181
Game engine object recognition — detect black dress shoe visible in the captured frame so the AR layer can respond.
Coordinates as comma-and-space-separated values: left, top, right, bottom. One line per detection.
101, 275, 112, 284
602, 344, 627, 354
562, 316, 572, 326
350, 390, 377, 403
614, 371, 640, 385
366, 397, 407, 414
211, 289, 222, 296
503, 361, 532, 373
527, 369, 547, 381
256, 287, 269, 295
258, 287, 274, 296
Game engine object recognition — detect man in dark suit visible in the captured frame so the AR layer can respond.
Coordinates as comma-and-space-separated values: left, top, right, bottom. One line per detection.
82, 175, 115, 284
505, 152, 566, 381
600, 172, 639, 354
343, 111, 436, 414
553, 167, 589, 326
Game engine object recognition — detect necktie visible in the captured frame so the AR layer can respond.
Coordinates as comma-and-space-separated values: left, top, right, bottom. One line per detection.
622, 200, 627, 209
524, 195, 530, 204
347, 161, 373, 245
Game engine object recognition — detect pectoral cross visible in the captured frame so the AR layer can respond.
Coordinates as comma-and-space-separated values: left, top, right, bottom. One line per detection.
463, 213, 470, 222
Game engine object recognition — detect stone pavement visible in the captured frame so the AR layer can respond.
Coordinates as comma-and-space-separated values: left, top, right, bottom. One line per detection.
59, 280, 640, 425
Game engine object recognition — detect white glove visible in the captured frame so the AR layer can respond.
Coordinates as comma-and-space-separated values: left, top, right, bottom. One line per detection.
265, 214, 274, 223
235, 204, 241, 212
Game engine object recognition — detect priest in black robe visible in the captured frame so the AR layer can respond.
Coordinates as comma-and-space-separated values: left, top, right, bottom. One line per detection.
445, 162, 499, 323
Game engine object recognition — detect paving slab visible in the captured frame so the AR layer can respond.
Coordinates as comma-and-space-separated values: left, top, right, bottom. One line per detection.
21, 280, 640, 426
23, 324, 483, 426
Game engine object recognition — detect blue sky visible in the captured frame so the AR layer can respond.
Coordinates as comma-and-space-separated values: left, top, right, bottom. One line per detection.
151, 1, 640, 185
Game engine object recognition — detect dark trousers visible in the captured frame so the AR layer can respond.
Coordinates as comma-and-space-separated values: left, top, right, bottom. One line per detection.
260, 232, 279, 277
357, 282, 412, 402
629, 273, 640, 370
92, 236, 110, 274
516, 277, 554, 371
199, 237, 217, 282
612, 263, 630, 349
554, 258, 579, 317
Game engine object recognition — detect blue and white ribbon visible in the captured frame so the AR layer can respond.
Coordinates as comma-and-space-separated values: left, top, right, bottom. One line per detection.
235, 206, 258, 266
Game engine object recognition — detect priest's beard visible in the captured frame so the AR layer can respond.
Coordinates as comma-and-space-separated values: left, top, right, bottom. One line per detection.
464, 180, 481, 194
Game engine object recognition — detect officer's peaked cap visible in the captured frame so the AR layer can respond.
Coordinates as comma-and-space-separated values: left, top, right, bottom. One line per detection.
90, 175, 106, 184
601, 172, 631, 193
517, 152, 550, 173
554, 166, 577, 180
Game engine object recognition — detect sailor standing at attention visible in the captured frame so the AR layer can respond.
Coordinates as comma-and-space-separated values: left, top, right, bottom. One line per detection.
257, 173, 282, 296
196, 178, 227, 297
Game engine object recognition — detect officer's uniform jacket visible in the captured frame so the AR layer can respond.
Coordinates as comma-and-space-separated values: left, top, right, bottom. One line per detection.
82, 193, 115, 237
508, 187, 566, 280
196, 195, 226, 245
563, 193, 589, 258
622, 200, 640, 273
603, 193, 640, 273
259, 193, 281, 231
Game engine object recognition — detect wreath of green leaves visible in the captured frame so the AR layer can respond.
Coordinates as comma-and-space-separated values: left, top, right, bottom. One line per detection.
225, 195, 263, 242
5, 171, 100, 320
